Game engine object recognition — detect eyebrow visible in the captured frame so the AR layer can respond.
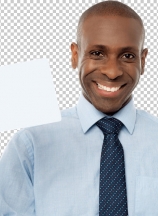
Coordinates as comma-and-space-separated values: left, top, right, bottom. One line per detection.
90, 44, 139, 52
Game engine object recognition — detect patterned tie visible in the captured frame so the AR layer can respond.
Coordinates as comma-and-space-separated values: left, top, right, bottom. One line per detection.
96, 117, 128, 216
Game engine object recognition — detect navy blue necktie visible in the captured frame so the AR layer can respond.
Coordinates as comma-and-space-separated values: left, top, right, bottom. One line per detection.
96, 117, 128, 216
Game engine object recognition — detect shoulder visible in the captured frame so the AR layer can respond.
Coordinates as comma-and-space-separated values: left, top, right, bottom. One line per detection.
13, 106, 80, 140
137, 109, 158, 123
61, 106, 78, 119
136, 109, 158, 129
2, 106, 81, 163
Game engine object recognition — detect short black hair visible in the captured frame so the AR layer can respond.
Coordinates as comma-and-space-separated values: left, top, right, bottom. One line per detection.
77, 0, 145, 49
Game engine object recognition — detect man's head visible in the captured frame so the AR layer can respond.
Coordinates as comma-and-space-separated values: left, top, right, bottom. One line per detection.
71, 1, 148, 115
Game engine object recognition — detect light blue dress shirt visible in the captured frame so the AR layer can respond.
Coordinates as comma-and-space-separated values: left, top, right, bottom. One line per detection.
1, 94, 158, 216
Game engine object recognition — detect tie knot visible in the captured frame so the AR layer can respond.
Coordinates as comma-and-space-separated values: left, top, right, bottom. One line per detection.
96, 117, 123, 135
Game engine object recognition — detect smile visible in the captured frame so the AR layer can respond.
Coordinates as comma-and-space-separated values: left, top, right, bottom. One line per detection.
97, 83, 121, 92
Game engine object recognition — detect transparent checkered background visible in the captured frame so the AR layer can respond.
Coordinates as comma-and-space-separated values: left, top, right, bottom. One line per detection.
0, 0, 157, 157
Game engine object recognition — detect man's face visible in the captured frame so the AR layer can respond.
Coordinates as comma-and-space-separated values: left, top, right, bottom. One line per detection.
71, 15, 148, 114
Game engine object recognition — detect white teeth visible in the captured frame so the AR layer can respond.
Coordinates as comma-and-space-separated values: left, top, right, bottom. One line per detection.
97, 83, 120, 92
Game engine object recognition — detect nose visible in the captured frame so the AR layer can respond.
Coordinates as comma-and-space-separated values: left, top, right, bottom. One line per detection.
100, 57, 123, 80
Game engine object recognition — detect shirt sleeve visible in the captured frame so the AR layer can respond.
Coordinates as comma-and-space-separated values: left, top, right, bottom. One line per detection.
0, 129, 35, 216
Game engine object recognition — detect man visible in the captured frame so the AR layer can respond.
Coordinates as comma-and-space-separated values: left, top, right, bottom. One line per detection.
0, 1, 157, 215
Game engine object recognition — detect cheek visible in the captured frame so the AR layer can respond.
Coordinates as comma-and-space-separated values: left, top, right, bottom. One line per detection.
78, 60, 96, 94
79, 59, 97, 81
125, 62, 141, 85
129, 68, 141, 86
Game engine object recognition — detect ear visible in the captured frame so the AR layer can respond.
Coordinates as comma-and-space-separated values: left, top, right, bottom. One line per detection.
141, 48, 148, 75
70, 42, 79, 69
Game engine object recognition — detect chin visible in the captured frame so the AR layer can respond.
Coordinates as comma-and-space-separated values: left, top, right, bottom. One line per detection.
92, 101, 123, 115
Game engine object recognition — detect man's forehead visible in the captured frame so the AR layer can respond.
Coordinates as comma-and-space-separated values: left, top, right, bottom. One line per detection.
82, 15, 142, 31
80, 15, 144, 50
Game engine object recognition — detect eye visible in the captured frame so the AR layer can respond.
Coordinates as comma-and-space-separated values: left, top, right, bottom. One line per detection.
90, 51, 104, 57
122, 53, 135, 59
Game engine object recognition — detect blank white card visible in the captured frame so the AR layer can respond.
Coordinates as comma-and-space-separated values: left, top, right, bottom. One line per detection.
0, 59, 61, 132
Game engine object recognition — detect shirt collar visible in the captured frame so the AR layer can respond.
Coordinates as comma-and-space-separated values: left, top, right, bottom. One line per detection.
76, 93, 136, 134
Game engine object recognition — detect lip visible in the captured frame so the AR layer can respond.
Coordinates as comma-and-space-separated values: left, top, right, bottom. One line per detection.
93, 81, 126, 98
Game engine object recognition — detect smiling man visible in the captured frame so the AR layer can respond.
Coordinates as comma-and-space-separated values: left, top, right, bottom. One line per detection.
0, 1, 158, 216
71, 4, 147, 115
